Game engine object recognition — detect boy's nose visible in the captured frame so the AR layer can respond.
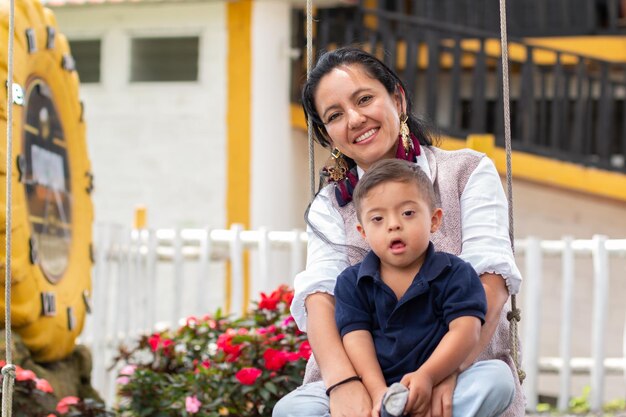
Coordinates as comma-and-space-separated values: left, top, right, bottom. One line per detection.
388, 222, 401, 231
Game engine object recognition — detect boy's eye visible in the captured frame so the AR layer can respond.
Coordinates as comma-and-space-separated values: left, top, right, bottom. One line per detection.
371, 216, 383, 223
402, 210, 415, 217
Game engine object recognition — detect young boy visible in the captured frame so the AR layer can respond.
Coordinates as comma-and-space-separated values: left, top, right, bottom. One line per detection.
334, 159, 514, 417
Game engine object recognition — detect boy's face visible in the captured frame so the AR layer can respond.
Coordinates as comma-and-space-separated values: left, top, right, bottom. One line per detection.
357, 180, 442, 272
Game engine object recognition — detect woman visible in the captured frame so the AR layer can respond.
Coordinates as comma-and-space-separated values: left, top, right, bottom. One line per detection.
273, 47, 523, 417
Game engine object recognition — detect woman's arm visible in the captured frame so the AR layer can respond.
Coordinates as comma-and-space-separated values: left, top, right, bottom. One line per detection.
342, 330, 388, 409
430, 156, 520, 416
462, 272, 509, 368
306, 293, 372, 417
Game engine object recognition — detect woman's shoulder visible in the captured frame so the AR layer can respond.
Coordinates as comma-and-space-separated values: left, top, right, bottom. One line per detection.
426, 145, 486, 161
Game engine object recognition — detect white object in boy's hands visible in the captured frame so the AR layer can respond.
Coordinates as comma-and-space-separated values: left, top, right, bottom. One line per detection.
381, 382, 409, 417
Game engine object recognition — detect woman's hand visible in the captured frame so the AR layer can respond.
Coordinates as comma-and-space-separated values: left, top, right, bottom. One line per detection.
369, 386, 388, 417
329, 380, 373, 417
429, 371, 457, 417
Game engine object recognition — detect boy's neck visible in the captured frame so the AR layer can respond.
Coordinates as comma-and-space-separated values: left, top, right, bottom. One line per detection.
379, 253, 426, 300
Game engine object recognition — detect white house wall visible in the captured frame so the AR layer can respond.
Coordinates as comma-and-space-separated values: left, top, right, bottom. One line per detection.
51, 2, 228, 229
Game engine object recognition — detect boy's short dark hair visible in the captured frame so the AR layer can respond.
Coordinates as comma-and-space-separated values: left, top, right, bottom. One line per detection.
353, 159, 437, 222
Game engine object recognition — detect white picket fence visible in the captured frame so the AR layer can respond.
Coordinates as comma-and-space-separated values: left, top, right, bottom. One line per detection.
80, 224, 626, 412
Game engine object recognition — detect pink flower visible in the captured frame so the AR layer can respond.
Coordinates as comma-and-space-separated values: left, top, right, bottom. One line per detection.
47, 414, 56, 417
15, 367, 37, 382
56, 396, 80, 414
235, 367, 262, 385
119, 365, 137, 376
35, 378, 54, 393
116, 376, 131, 385
186, 316, 198, 326
185, 395, 202, 413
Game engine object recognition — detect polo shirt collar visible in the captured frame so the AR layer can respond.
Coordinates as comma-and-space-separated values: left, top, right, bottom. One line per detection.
356, 242, 451, 285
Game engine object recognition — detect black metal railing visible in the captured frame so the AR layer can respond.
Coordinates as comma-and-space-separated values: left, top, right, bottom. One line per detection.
290, 5, 626, 172
374, 0, 626, 36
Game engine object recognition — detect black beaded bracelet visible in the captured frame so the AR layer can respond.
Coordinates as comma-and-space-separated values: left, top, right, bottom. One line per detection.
325, 375, 362, 396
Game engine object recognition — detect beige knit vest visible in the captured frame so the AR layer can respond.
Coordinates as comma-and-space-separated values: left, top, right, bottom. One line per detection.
302, 147, 524, 416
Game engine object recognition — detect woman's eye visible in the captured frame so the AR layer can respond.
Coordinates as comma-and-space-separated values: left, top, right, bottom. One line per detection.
326, 113, 341, 123
358, 95, 372, 105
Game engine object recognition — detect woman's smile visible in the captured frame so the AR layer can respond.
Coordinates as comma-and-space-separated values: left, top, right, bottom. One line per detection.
353, 128, 378, 144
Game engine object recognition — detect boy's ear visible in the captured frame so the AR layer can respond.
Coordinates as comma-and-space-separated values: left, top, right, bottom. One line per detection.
430, 208, 443, 233
356, 223, 367, 240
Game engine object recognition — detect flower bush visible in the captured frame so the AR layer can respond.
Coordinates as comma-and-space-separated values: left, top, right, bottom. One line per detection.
115, 285, 309, 417
0, 361, 111, 416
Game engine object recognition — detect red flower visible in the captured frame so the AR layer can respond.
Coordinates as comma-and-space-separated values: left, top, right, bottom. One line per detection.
258, 290, 281, 310
56, 396, 80, 414
281, 290, 294, 306
161, 338, 174, 355
15, 367, 37, 382
263, 348, 288, 371
298, 341, 312, 360
269, 334, 285, 342
194, 360, 211, 374
284, 351, 301, 362
217, 331, 243, 362
148, 333, 161, 352
235, 367, 262, 385
35, 378, 54, 393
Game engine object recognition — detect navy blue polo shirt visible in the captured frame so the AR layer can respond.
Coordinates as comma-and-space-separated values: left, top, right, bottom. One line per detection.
334, 242, 487, 384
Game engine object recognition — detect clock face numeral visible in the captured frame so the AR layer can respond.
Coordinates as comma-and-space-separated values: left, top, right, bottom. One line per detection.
41, 292, 57, 317
83, 290, 92, 314
23, 78, 72, 284
67, 307, 76, 330
46, 26, 56, 50
25, 28, 37, 53
5, 82, 25, 106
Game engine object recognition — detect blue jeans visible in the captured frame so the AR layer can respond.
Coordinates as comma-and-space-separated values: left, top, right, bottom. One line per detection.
272, 359, 515, 417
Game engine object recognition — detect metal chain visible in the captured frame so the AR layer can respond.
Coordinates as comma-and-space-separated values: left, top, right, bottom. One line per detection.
3, 0, 17, 414
498, 0, 526, 384
306, 0, 315, 200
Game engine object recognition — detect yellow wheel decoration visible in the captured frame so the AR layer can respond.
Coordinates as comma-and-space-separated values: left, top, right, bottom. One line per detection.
0, 0, 94, 363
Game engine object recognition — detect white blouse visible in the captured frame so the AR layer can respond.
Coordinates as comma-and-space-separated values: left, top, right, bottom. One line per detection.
292, 148, 523, 331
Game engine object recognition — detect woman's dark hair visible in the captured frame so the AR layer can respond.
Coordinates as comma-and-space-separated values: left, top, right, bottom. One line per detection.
301, 46, 434, 149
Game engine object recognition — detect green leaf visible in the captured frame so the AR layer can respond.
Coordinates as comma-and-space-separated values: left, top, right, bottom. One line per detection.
264, 381, 278, 395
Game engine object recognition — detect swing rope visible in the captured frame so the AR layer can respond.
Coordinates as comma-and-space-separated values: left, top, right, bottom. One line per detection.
2, 0, 17, 414
306, 0, 315, 200
497, 0, 525, 384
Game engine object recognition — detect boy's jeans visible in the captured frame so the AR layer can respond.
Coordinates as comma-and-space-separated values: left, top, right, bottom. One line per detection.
272, 359, 515, 417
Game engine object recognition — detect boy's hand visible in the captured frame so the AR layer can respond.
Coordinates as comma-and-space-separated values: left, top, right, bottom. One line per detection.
400, 371, 434, 417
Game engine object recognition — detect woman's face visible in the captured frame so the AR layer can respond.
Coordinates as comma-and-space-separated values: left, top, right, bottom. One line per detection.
315, 64, 403, 171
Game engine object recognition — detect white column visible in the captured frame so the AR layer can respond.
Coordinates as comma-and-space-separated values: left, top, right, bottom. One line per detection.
250, 1, 299, 291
